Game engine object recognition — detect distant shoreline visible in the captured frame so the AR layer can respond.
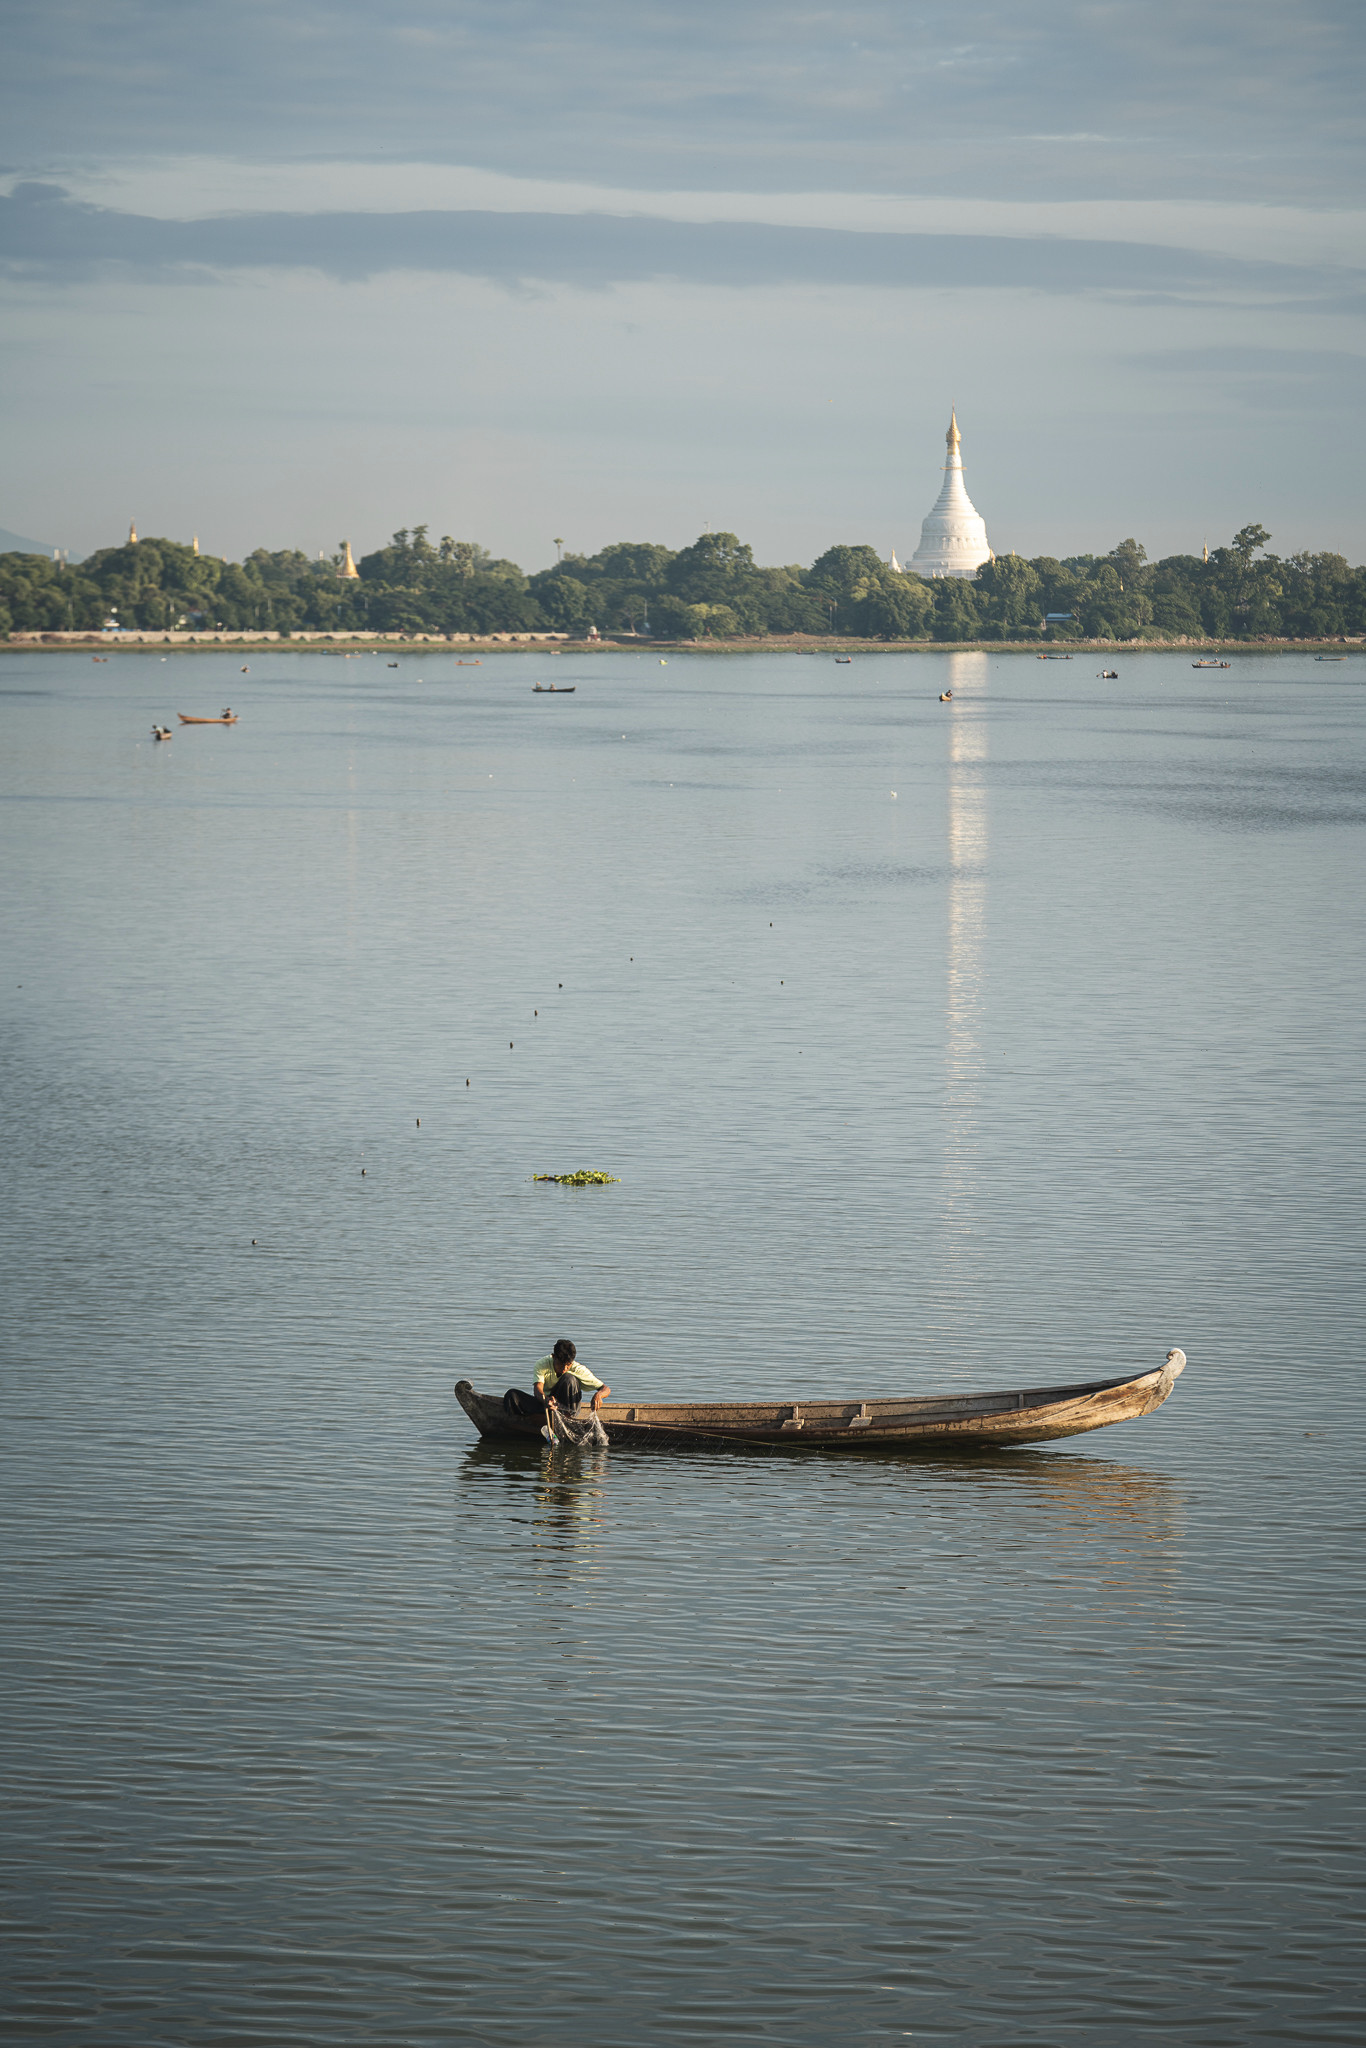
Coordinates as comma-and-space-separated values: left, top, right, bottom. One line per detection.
3, 632, 1361, 658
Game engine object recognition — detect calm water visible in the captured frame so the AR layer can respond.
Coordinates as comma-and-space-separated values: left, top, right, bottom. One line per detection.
2, 647, 1363, 2045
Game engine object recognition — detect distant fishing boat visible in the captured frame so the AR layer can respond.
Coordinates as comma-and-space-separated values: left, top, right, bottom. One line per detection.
177, 712, 238, 724
1038, 653, 1073, 661
454, 1351, 1187, 1452
1098, 669, 1118, 679
1192, 660, 1230, 670
1315, 655, 1346, 661
533, 685, 576, 693
835, 657, 852, 664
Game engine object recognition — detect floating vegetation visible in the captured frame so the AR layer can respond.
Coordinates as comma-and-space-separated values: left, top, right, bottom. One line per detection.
533, 1170, 620, 1186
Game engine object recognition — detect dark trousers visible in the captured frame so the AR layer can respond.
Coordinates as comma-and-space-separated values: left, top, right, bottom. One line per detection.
503, 1377, 582, 1423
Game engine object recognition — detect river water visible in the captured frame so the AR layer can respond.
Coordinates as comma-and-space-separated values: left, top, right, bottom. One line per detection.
2, 647, 1362, 2045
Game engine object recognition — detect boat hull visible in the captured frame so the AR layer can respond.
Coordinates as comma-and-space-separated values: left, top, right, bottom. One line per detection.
453, 1355, 1185, 1452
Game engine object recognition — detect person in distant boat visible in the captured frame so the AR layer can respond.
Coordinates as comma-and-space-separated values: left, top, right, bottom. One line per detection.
503, 1338, 609, 1423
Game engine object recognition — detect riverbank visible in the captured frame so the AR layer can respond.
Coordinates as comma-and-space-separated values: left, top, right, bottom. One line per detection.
3, 630, 1362, 657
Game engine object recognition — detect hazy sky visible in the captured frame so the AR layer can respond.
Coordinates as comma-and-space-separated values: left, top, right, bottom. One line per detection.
3, 0, 1363, 569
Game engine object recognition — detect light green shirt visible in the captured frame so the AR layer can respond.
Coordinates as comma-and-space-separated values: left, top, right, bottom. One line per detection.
533, 1354, 604, 1394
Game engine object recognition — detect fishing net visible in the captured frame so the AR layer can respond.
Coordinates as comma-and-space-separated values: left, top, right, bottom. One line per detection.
543, 1407, 610, 1450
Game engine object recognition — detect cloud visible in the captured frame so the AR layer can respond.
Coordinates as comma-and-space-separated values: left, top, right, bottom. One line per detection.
2, 184, 1354, 307
3, 1, 1363, 205
23, 160, 1366, 272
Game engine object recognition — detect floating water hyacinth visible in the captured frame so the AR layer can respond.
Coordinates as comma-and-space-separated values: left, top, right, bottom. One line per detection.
532, 1170, 620, 1186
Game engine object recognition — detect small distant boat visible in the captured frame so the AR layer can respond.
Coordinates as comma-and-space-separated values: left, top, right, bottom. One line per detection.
454, 1350, 1188, 1452
1038, 653, 1073, 661
151, 725, 172, 741
177, 712, 238, 724
1192, 659, 1230, 669
835, 657, 852, 665
533, 685, 575, 693
1099, 670, 1118, 679
939, 691, 952, 702
457, 660, 482, 666
1315, 654, 1346, 661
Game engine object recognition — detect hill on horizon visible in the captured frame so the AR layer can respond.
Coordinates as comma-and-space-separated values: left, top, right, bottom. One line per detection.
0, 525, 63, 558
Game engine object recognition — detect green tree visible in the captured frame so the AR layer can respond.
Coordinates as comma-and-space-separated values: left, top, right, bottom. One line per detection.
439, 538, 491, 578
1151, 592, 1204, 637
858, 572, 934, 639
685, 602, 742, 638
646, 595, 699, 639
973, 554, 1042, 635
590, 541, 675, 586
535, 575, 594, 631
1231, 523, 1271, 564
0, 552, 104, 631
807, 544, 887, 603
1106, 538, 1150, 589
666, 532, 755, 604
931, 579, 982, 641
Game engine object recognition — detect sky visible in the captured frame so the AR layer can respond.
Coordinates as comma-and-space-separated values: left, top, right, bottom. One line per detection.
2, 0, 1363, 571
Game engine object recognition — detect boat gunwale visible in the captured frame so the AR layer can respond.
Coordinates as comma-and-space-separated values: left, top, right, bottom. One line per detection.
453, 1358, 1183, 1450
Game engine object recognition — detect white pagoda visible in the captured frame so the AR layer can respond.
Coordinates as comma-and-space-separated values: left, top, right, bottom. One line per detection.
909, 411, 992, 578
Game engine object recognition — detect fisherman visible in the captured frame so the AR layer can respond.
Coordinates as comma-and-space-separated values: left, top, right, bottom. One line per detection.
503, 1338, 609, 1424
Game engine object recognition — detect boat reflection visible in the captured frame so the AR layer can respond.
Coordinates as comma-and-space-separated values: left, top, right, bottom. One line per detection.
932, 1444, 1177, 1516
937, 1452, 1183, 1607
458, 1431, 1180, 1603
460, 1436, 612, 1586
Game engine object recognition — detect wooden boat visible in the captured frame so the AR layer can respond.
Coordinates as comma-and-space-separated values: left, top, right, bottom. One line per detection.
454, 1350, 1186, 1452
1191, 660, 1230, 670
1314, 654, 1346, 661
1099, 670, 1118, 679
532, 685, 576, 693
1038, 653, 1073, 660
835, 657, 852, 664
177, 713, 238, 724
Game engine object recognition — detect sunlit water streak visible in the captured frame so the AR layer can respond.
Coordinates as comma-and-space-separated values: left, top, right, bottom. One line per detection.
1, 648, 1362, 2044
944, 653, 989, 1282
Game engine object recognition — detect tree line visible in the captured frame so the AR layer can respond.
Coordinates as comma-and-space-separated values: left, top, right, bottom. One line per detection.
2, 522, 1362, 642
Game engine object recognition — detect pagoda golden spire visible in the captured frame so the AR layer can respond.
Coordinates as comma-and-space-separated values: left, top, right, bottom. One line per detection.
128, 520, 138, 544
339, 539, 360, 580
946, 409, 961, 451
